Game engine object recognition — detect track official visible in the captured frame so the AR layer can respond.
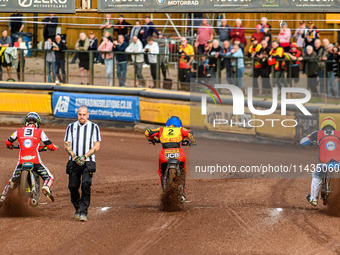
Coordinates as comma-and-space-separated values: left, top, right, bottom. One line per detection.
64, 106, 101, 222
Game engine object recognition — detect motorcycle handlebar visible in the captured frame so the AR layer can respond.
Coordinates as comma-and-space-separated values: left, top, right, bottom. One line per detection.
148, 139, 195, 147
9, 145, 50, 152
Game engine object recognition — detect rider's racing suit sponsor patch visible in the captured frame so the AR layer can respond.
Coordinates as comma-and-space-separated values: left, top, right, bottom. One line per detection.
23, 139, 33, 148
21, 155, 36, 161
164, 149, 180, 159
326, 141, 336, 151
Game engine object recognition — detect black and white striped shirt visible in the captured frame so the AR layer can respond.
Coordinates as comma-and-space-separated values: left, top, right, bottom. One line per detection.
64, 120, 101, 162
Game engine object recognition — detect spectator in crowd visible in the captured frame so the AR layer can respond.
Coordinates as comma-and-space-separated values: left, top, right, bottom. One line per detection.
285, 42, 302, 86
317, 38, 330, 94
258, 40, 272, 92
218, 40, 233, 84
294, 21, 305, 52
302, 21, 319, 51
103, 31, 113, 42
75, 32, 90, 85
230, 19, 246, 51
98, 36, 114, 86
126, 35, 145, 87
198, 55, 209, 78
224, 44, 244, 87
44, 38, 56, 83
52, 34, 67, 83
100, 14, 114, 38
14, 37, 27, 81
248, 37, 262, 90
278, 22, 291, 52
89, 31, 99, 63
130, 20, 143, 42
9, 12, 25, 46
42, 14, 58, 42
0, 29, 12, 80
251, 24, 264, 43
301, 45, 318, 94
0, 45, 4, 81
144, 36, 159, 88
141, 15, 159, 46
194, 18, 214, 55
114, 15, 131, 40
326, 44, 338, 97
154, 32, 168, 80
269, 40, 286, 89
178, 37, 194, 86
207, 39, 222, 79
218, 19, 231, 45
263, 25, 272, 46
204, 40, 213, 54
113, 34, 128, 87
260, 17, 272, 32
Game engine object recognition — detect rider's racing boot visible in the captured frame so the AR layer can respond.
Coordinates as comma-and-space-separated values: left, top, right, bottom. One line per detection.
42, 186, 55, 203
306, 194, 318, 206
0, 195, 5, 208
181, 195, 186, 203
9, 181, 17, 189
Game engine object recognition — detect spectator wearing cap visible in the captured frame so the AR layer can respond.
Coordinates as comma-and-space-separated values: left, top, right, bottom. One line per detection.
178, 37, 194, 88
258, 40, 272, 92
268, 40, 286, 89
195, 18, 214, 55
230, 19, 246, 52
0, 29, 13, 80
301, 45, 318, 94
130, 20, 143, 42
100, 14, 114, 38
217, 40, 233, 84
218, 19, 231, 45
113, 34, 128, 87
263, 25, 272, 46
224, 44, 244, 87
317, 38, 330, 94
248, 37, 262, 91
302, 21, 319, 51
294, 21, 305, 52
260, 17, 272, 32
144, 36, 159, 88
9, 12, 25, 46
125, 35, 145, 87
141, 15, 160, 46
277, 22, 291, 52
98, 36, 114, 86
42, 14, 58, 42
251, 24, 264, 43
114, 15, 131, 40
285, 42, 302, 86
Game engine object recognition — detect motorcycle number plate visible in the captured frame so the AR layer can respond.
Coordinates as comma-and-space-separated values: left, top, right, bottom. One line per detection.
165, 149, 180, 159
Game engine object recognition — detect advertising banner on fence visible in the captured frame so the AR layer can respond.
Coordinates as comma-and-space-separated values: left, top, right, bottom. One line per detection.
0, 0, 75, 13
52, 92, 140, 122
98, 0, 339, 12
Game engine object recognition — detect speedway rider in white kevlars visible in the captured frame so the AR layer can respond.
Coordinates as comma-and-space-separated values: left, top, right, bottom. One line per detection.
300, 116, 340, 206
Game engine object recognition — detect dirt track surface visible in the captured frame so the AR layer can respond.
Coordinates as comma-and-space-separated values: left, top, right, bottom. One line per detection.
1, 126, 340, 255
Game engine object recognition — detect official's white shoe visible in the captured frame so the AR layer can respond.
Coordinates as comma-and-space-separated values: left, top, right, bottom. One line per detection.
79, 214, 88, 222
42, 186, 55, 203
0, 195, 5, 208
306, 194, 318, 206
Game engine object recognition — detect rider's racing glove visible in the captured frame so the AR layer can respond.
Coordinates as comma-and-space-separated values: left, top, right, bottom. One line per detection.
38, 146, 48, 152
46, 143, 58, 151
6, 140, 13, 149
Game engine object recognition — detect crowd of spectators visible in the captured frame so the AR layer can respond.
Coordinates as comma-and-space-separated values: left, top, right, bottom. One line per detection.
1, 13, 340, 97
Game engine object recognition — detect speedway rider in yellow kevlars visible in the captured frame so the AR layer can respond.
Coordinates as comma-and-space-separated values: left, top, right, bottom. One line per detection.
145, 116, 196, 201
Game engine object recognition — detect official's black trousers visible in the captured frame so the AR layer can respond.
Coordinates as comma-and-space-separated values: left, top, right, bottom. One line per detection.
66, 160, 96, 215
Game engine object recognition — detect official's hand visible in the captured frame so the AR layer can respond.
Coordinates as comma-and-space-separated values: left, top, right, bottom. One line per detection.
74, 156, 85, 166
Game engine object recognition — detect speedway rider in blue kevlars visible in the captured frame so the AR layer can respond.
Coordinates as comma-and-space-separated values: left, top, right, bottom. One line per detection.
300, 116, 340, 206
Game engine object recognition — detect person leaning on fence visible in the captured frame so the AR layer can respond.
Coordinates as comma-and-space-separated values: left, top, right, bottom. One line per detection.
326, 44, 339, 97
44, 38, 56, 83
88, 31, 99, 64
0, 29, 13, 81
113, 34, 128, 87
301, 45, 319, 94
178, 37, 194, 89
284, 42, 302, 86
317, 39, 330, 94
268, 40, 286, 89
248, 37, 262, 92
258, 40, 272, 92
98, 36, 114, 86
52, 34, 67, 84
224, 44, 244, 88
207, 39, 222, 80
125, 36, 145, 87
75, 33, 90, 85
14, 37, 27, 81
218, 40, 233, 84
144, 36, 159, 88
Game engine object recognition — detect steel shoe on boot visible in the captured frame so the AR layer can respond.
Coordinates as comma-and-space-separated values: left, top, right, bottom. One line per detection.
42, 186, 55, 203
306, 194, 318, 206
0, 195, 5, 208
